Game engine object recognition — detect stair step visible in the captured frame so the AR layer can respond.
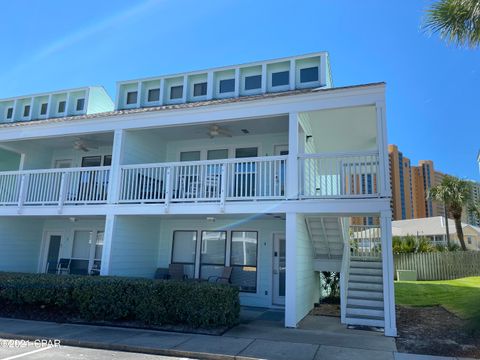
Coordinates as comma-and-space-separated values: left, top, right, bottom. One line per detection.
345, 316, 385, 328
348, 282, 383, 291
347, 298, 384, 308
349, 274, 383, 283
350, 268, 382, 276
350, 261, 382, 269
348, 289, 383, 300
347, 306, 384, 318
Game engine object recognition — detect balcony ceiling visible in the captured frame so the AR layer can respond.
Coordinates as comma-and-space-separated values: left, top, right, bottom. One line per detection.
131, 115, 289, 140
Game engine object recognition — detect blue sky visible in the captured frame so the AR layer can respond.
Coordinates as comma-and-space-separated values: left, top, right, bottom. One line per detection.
0, 0, 478, 180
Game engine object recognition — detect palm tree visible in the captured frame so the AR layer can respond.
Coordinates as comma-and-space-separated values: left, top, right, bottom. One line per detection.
428, 175, 472, 250
423, 0, 480, 48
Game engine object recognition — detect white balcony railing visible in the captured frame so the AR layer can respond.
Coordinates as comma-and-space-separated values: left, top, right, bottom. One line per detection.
119, 156, 288, 203
350, 224, 382, 259
0, 167, 110, 206
299, 151, 380, 198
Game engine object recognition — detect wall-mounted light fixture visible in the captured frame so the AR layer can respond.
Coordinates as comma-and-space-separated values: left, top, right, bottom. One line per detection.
306, 135, 313, 142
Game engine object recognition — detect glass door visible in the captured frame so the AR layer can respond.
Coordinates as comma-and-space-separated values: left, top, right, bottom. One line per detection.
273, 234, 286, 305
44, 234, 62, 273
234, 147, 258, 198
274, 145, 288, 196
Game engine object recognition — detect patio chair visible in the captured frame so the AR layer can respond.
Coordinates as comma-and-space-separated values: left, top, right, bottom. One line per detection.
165, 263, 188, 281
154, 267, 169, 279
208, 266, 232, 284
56, 258, 71, 275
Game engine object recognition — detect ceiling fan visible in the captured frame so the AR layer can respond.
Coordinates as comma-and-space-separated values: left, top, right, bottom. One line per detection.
207, 124, 232, 138
73, 137, 99, 152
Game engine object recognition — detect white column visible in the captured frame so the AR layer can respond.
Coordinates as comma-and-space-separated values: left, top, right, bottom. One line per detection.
285, 212, 297, 327
287, 112, 299, 199
107, 129, 125, 204
100, 213, 116, 276
380, 209, 397, 336
375, 101, 390, 198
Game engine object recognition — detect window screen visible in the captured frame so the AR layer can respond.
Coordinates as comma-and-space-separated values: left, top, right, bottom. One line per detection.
231, 231, 258, 292
272, 71, 289, 87
200, 231, 226, 279
170, 85, 183, 99
194, 82, 207, 97
40, 103, 48, 115
219, 79, 235, 93
300, 67, 319, 83
148, 88, 160, 102
245, 75, 261, 90
172, 231, 197, 278
126, 91, 138, 105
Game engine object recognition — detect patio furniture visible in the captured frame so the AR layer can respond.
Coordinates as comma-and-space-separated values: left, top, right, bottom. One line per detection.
56, 258, 71, 275
165, 263, 188, 280
154, 267, 169, 279
90, 261, 101, 276
208, 266, 233, 284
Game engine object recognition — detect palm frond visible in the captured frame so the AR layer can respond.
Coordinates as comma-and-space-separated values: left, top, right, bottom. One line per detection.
423, 0, 480, 48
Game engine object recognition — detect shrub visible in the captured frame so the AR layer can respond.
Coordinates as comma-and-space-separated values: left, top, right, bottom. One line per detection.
393, 235, 437, 254
0, 272, 240, 328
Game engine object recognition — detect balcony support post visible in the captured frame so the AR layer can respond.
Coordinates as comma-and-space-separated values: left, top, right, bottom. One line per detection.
57, 172, 69, 214
375, 101, 390, 198
164, 166, 172, 212
220, 164, 227, 212
287, 112, 300, 199
107, 129, 125, 204
17, 173, 29, 213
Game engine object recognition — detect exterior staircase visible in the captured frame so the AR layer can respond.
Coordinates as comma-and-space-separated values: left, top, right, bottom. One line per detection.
345, 258, 385, 327
305, 217, 344, 259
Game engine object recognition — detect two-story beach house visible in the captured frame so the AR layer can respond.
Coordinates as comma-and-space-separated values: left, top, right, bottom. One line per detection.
0, 52, 396, 336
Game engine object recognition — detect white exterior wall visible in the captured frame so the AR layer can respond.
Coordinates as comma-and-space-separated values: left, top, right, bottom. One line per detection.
0, 217, 44, 272
295, 213, 319, 323
108, 216, 160, 278
122, 132, 166, 165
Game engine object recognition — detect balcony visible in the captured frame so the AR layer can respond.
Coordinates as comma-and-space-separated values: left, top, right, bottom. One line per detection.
119, 156, 288, 204
0, 166, 110, 207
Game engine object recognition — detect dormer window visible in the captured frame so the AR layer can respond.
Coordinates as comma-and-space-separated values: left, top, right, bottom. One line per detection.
126, 91, 138, 105
300, 67, 319, 83
23, 105, 30, 117
193, 82, 207, 97
219, 79, 235, 93
245, 75, 261, 90
6, 107, 13, 119
147, 88, 160, 102
170, 85, 183, 100
76, 98, 85, 111
272, 71, 289, 87
40, 103, 48, 115
58, 101, 66, 113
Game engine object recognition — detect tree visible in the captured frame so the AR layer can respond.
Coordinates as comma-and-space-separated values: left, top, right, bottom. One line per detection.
423, 0, 480, 48
428, 175, 473, 250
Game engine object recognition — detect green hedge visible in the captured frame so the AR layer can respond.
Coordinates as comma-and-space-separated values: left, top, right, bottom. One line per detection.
0, 272, 240, 328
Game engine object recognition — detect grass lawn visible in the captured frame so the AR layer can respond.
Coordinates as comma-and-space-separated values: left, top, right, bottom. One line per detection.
395, 276, 480, 328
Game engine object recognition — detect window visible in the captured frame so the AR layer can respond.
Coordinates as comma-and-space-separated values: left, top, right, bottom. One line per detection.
6, 107, 13, 119
94, 231, 104, 260
234, 147, 258, 197
230, 231, 258, 292
172, 231, 197, 278
147, 88, 160, 102
76, 98, 85, 111
58, 101, 66, 113
103, 155, 112, 166
200, 231, 226, 279
40, 103, 48, 115
23, 105, 30, 117
72, 230, 92, 259
170, 85, 183, 99
468, 237, 472, 245
272, 71, 289, 87
126, 91, 138, 105
219, 79, 235, 93
245, 75, 261, 90
81, 156, 102, 167
207, 149, 228, 160
193, 82, 207, 97
180, 151, 201, 162
235, 147, 258, 158
300, 66, 319, 83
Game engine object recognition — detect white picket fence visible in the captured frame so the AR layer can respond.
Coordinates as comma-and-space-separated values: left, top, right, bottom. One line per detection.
394, 251, 480, 280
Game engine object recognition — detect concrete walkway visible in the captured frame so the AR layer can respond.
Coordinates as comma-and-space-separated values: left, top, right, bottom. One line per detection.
0, 310, 470, 360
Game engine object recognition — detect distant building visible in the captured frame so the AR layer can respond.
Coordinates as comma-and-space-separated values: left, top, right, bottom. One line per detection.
392, 216, 480, 251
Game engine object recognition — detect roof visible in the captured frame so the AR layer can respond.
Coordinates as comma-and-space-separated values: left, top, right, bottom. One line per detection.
392, 216, 480, 237
0, 82, 385, 129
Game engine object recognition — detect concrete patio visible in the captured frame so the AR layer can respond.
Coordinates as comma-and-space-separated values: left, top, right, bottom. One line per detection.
0, 309, 466, 359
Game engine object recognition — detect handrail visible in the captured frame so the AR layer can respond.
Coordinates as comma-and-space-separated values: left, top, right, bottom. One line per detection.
0, 166, 111, 176
119, 155, 288, 169
298, 150, 379, 159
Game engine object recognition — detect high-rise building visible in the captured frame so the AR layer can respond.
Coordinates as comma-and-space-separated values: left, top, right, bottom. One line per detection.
467, 181, 480, 226
388, 145, 414, 220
